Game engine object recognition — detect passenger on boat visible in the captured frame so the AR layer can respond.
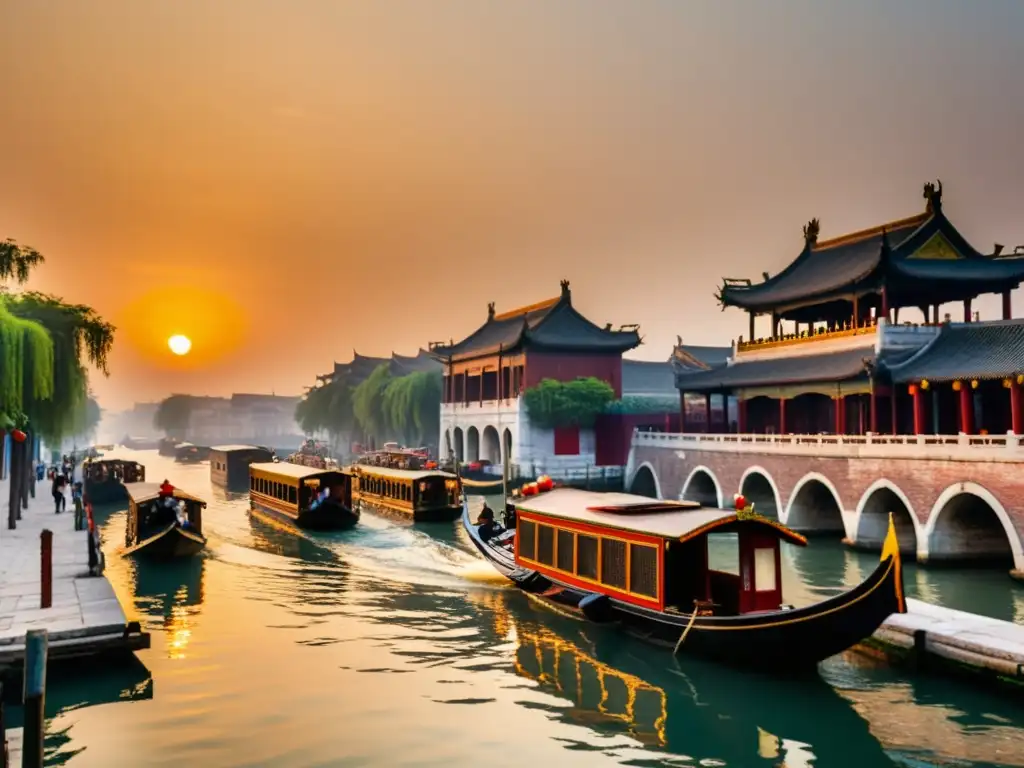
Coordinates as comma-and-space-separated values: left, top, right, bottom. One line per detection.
159, 479, 175, 497
476, 506, 504, 543
309, 487, 329, 510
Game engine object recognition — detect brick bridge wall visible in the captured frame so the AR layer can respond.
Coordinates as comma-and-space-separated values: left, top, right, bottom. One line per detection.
628, 441, 1024, 576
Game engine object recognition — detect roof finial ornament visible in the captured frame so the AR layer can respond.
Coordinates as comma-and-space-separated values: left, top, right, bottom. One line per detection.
923, 179, 943, 214
560, 279, 571, 298
803, 218, 820, 248
487, 301, 496, 320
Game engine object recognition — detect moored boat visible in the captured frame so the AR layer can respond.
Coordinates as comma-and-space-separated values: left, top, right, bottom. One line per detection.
249, 462, 359, 530
125, 482, 207, 559
353, 465, 462, 522
463, 487, 906, 671
83, 458, 146, 504
210, 444, 276, 489
175, 443, 211, 463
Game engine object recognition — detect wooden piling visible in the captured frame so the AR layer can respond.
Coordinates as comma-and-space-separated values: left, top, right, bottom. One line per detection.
21, 630, 47, 768
39, 531, 52, 610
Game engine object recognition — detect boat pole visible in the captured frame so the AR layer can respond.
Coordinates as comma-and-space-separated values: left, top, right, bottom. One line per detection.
22, 629, 47, 768
673, 606, 701, 655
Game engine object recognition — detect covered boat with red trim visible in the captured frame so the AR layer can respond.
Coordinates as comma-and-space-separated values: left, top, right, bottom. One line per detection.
463, 488, 905, 671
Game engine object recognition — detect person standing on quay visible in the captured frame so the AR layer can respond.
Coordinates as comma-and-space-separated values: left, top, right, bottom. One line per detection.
51, 470, 66, 514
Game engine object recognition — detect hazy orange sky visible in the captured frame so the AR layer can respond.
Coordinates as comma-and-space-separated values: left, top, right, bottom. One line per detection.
2, 1, 1023, 409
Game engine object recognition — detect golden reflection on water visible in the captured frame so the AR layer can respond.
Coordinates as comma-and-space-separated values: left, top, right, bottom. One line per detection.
166, 595, 195, 660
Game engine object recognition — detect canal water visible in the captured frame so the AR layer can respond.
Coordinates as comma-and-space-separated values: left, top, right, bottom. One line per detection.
11, 449, 1024, 766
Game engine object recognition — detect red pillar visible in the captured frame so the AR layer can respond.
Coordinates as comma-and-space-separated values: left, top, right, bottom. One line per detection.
738, 398, 748, 433
680, 391, 687, 432
964, 298, 972, 323
870, 388, 878, 433
834, 396, 842, 435
912, 385, 925, 435
1011, 381, 1023, 435
959, 385, 974, 435
705, 393, 713, 433
891, 389, 898, 435
779, 399, 787, 434
1003, 290, 1012, 320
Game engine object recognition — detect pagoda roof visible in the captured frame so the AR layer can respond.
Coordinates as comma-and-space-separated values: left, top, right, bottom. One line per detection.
389, 349, 443, 376
317, 350, 440, 386
719, 182, 1024, 317
670, 338, 732, 374
887, 320, 1024, 383
675, 347, 913, 392
430, 281, 641, 363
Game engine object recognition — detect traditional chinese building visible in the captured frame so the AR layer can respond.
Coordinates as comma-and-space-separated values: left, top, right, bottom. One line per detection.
430, 280, 641, 476
315, 348, 442, 386
676, 181, 1024, 437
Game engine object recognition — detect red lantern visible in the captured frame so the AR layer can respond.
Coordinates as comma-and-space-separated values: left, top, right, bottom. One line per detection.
536, 475, 554, 492
11, 429, 27, 444
734, 494, 747, 511
522, 482, 540, 496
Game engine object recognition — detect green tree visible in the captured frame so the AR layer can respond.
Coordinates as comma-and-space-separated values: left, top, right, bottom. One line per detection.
381, 370, 442, 446
295, 379, 355, 441
352, 363, 392, 444
522, 377, 616, 429
154, 394, 193, 439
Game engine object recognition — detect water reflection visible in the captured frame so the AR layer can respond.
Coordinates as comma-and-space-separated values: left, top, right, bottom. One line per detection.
128, 555, 206, 660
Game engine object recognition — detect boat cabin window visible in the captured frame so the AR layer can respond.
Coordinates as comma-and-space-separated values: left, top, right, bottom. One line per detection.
518, 518, 661, 601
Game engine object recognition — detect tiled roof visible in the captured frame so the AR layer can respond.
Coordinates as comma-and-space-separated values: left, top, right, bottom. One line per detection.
672, 343, 731, 373
431, 282, 641, 362
675, 347, 888, 391
720, 189, 1024, 314
390, 350, 443, 376
887, 320, 1024, 383
622, 359, 677, 396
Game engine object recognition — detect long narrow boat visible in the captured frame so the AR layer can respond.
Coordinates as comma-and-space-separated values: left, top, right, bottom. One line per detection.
125, 482, 207, 558
353, 465, 462, 522
463, 487, 906, 671
83, 458, 146, 504
249, 462, 359, 530
210, 444, 275, 489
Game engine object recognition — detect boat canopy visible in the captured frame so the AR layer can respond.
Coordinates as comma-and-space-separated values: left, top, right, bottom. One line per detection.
250, 461, 349, 480
127, 483, 207, 506
515, 488, 807, 546
356, 465, 457, 481
211, 444, 264, 453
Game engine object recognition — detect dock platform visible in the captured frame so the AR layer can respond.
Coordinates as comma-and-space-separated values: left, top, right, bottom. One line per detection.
0, 478, 149, 678
860, 598, 1024, 690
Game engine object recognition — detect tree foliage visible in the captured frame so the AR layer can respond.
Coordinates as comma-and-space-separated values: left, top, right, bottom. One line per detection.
352, 364, 393, 440
154, 394, 193, 437
604, 395, 679, 414
522, 377, 616, 429
0, 239, 115, 442
295, 379, 355, 438
380, 370, 442, 446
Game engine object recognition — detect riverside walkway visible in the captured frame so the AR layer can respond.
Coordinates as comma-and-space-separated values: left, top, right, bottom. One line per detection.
0, 474, 149, 675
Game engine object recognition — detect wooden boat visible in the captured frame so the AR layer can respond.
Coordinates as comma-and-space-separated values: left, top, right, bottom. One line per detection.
175, 443, 211, 463
157, 437, 180, 456
210, 445, 275, 489
83, 458, 146, 504
463, 487, 906, 671
249, 462, 359, 530
125, 482, 207, 558
121, 435, 160, 450
353, 464, 462, 522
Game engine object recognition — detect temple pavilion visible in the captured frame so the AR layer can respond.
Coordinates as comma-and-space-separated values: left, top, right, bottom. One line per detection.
675, 181, 1024, 436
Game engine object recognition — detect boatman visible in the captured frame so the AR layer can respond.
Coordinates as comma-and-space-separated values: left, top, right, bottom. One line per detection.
159, 478, 175, 497
476, 505, 503, 543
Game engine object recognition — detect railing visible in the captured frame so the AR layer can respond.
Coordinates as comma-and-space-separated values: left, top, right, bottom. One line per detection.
631, 430, 1024, 460
736, 322, 878, 353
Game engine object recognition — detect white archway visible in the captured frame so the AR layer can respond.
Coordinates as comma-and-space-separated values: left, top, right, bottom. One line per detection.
924, 482, 1024, 571
629, 461, 662, 499
452, 427, 465, 462
481, 425, 501, 464
466, 426, 480, 462
738, 465, 782, 519
852, 479, 921, 555
784, 471, 847, 536
681, 465, 723, 508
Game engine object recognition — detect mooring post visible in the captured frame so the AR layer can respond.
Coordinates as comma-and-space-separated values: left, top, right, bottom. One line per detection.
22, 630, 47, 768
1, 680, 7, 768
39, 530, 52, 610
913, 629, 928, 671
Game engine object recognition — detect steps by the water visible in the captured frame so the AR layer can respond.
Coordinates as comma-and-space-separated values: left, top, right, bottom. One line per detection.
0, 475, 149, 675
862, 598, 1024, 689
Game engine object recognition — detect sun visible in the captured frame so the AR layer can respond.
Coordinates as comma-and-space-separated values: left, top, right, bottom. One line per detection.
167, 334, 192, 356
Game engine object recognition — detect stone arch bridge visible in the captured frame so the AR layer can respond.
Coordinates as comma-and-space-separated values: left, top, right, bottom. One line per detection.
626, 432, 1024, 580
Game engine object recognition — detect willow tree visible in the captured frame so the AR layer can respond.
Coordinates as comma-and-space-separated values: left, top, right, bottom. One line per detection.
295, 379, 356, 449
381, 370, 442, 446
352, 364, 393, 446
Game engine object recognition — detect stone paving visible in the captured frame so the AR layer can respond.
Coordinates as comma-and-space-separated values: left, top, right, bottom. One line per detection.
0, 474, 128, 649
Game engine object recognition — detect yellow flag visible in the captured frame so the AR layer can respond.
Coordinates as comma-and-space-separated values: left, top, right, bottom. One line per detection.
879, 511, 900, 563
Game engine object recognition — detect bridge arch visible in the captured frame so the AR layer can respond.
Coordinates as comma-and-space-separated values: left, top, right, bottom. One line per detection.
852, 479, 920, 555
784, 472, 846, 536
629, 462, 662, 499
681, 465, 723, 507
924, 483, 1024, 572
738, 466, 782, 520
